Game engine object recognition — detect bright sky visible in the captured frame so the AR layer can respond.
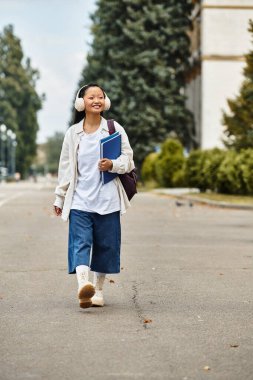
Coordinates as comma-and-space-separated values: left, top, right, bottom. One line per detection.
0, 0, 97, 143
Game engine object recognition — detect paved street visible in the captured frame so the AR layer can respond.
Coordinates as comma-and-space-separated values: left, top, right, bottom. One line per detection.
0, 181, 253, 380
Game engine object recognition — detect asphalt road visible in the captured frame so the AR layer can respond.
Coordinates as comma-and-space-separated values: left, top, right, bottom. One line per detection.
0, 180, 253, 380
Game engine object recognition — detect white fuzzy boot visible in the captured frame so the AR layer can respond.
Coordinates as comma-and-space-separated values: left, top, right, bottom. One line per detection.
92, 272, 106, 307
76, 265, 95, 309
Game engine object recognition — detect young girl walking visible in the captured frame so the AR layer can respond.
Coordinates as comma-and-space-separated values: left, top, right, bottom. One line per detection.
53, 83, 135, 309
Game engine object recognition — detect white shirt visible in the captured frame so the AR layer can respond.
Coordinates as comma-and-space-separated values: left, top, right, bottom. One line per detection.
71, 123, 120, 215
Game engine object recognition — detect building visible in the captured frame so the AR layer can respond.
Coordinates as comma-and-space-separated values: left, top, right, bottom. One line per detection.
187, 0, 253, 149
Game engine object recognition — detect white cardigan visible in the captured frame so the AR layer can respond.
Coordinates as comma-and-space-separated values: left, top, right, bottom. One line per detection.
53, 117, 135, 222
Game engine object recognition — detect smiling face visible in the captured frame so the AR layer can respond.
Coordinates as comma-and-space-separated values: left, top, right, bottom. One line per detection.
83, 86, 105, 114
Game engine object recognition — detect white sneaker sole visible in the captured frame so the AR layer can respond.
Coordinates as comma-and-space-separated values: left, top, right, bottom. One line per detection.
91, 295, 105, 307
78, 283, 95, 309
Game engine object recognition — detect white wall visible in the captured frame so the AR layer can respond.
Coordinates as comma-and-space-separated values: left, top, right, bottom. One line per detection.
201, 0, 253, 148
201, 60, 245, 148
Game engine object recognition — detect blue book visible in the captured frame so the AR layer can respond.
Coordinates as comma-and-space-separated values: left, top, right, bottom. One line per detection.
100, 133, 121, 184
100, 131, 119, 144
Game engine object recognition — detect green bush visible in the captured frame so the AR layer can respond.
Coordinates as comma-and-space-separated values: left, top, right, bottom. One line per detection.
155, 139, 186, 187
240, 149, 253, 194
141, 152, 158, 183
216, 150, 243, 194
185, 149, 208, 191
202, 149, 227, 191
216, 149, 253, 195
172, 166, 187, 187
185, 148, 226, 191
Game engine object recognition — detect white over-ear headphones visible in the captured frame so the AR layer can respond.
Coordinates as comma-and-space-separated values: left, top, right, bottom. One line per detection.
74, 85, 111, 112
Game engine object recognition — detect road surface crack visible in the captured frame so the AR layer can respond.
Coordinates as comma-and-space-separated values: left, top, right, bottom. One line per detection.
132, 281, 150, 328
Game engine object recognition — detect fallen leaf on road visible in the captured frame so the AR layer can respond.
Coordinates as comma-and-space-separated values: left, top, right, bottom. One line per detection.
203, 366, 210, 371
219, 273, 224, 275
230, 344, 239, 348
109, 279, 115, 283
143, 318, 152, 324
121, 267, 124, 270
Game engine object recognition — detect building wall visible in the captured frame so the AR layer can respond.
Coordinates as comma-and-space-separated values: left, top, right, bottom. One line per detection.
201, 0, 253, 148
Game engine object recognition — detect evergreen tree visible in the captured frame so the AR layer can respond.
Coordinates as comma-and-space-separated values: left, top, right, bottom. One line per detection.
74, 0, 196, 168
0, 25, 43, 177
223, 20, 253, 150
44, 132, 65, 174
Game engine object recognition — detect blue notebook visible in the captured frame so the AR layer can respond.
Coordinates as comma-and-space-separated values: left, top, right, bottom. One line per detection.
100, 131, 119, 144
100, 132, 121, 185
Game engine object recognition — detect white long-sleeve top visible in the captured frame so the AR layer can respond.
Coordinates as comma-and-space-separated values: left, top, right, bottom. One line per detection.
71, 124, 120, 214
53, 116, 135, 222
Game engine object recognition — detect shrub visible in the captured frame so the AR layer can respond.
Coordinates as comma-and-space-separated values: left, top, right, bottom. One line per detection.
216, 150, 243, 194
155, 139, 186, 187
185, 148, 226, 191
185, 149, 208, 191
202, 149, 227, 191
172, 166, 187, 187
236, 149, 253, 195
141, 152, 158, 183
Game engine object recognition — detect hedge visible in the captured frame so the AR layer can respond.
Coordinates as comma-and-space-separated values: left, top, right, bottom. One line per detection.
141, 140, 253, 195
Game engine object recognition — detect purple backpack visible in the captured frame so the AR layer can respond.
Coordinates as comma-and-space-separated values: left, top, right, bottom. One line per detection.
107, 120, 137, 201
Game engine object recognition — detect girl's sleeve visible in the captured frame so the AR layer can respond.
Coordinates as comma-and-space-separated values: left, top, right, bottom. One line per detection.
108, 122, 135, 175
53, 129, 71, 209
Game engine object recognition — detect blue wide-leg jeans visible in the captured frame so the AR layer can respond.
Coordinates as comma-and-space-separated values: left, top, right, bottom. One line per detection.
68, 209, 121, 274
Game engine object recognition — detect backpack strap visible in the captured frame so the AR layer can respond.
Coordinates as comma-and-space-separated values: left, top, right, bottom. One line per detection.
107, 119, 116, 135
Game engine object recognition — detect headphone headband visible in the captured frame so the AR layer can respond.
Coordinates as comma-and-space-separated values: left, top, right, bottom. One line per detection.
74, 84, 111, 112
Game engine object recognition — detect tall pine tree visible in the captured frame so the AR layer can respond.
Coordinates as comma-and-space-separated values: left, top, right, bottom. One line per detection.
0, 25, 43, 177
223, 20, 253, 150
74, 0, 196, 168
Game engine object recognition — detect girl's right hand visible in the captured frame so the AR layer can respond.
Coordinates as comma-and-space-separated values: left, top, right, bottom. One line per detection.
54, 206, 62, 216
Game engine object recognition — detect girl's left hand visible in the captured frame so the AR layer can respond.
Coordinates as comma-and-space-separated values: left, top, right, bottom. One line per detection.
98, 158, 113, 171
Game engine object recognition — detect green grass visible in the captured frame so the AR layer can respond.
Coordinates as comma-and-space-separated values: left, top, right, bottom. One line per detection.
187, 192, 253, 205
138, 181, 253, 205
137, 180, 158, 192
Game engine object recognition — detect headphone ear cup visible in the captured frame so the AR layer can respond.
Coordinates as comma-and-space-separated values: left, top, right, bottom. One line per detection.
104, 95, 111, 111
74, 98, 85, 112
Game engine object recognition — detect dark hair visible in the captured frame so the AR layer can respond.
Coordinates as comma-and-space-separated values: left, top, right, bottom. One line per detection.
73, 83, 106, 124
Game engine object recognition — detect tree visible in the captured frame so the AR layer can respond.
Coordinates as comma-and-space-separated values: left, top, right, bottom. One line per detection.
0, 25, 43, 177
74, 0, 196, 169
44, 132, 65, 174
222, 20, 253, 150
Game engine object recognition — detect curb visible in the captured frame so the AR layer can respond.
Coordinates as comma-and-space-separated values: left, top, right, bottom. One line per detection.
151, 190, 253, 211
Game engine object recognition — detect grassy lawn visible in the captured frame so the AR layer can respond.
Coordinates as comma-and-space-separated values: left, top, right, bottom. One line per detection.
137, 182, 253, 205
137, 181, 158, 192
187, 192, 253, 205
